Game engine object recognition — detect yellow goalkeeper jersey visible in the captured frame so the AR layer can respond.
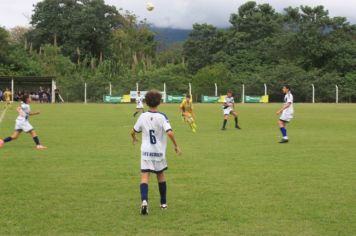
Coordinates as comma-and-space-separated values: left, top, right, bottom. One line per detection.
4, 91, 12, 101
180, 100, 193, 113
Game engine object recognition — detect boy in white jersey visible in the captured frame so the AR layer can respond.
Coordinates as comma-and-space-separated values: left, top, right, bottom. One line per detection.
131, 90, 181, 215
222, 90, 241, 130
276, 85, 294, 143
0, 94, 46, 150
133, 91, 145, 117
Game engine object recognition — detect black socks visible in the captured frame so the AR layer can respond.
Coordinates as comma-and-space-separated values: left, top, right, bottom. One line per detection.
33, 136, 40, 146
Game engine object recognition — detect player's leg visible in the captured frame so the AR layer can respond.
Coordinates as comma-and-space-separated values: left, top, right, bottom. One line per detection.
278, 120, 289, 143
184, 113, 196, 132
140, 172, 150, 215
0, 131, 21, 147
156, 172, 167, 209
29, 130, 47, 149
190, 113, 197, 131
231, 111, 241, 129
133, 108, 140, 117
222, 114, 228, 130
5, 100, 10, 109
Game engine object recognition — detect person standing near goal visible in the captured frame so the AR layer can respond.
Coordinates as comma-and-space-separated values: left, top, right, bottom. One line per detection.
133, 91, 145, 117
3, 88, 12, 108
276, 85, 294, 143
131, 90, 181, 215
222, 90, 241, 130
0, 94, 47, 150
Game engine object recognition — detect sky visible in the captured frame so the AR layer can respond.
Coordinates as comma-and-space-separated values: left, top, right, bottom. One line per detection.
0, 0, 355, 29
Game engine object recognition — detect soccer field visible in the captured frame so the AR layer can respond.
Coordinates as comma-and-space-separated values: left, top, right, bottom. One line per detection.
0, 103, 355, 235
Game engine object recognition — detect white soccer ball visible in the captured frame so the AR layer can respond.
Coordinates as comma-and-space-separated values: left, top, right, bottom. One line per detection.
146, 2, 155, 11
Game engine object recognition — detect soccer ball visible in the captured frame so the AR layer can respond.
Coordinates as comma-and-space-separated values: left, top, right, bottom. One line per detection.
146, 2, 155, 11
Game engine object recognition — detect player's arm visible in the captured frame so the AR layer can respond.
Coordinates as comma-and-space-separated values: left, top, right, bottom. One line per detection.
276, 103, 291, 115
131, 117, 142, 145
29, 111, 40, 116
131, 129, 139, 145
179, 102, 185, 114
167, 130, 182, 155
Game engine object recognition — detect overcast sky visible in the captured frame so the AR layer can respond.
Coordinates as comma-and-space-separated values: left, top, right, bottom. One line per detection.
1, 0, 355, 29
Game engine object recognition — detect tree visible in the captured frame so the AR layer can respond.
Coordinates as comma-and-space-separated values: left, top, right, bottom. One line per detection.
0, 27, 11, 64
28, 0, 122, 62
183, 24, 226, 73
8, 26, 30, 45
192, 63, 232, 99
229, 1, 282, 41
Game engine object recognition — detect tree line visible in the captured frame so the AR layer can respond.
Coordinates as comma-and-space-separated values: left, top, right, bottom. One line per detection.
0, 0, 355, 102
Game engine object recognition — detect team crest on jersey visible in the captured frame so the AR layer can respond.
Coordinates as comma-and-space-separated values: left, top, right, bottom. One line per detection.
150, 117, 153, 121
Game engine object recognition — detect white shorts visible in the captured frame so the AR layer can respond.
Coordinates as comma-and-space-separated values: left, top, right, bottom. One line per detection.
280, 112, 293, 122
223, 107, 233, 115
141, 159, 168, 173
15, 119, 34, 133
136, 106, 144, 109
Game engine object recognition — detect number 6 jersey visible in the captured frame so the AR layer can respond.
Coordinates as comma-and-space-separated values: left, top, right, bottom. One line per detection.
134, 111, 172, 161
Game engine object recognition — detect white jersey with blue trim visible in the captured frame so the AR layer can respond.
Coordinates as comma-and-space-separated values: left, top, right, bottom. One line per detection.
136, 96, 144, 108
134, 111, 172, 161
283, 92, 294, 115
17, 102, 31, 121
223, 96, 234, 109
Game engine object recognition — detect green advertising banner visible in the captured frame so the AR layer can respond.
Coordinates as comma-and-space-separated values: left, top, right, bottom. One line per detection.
103, 96, 122, 103
201, 96, 220, 103
167, 95, 184, 103
245, 96, 262, 103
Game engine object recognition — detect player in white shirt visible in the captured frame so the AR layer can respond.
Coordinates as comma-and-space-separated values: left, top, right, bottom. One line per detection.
133, 91, 145, 117
222, 90, 241, 130
131, 90, 181, 215
0, 94, 47, 150
276, 85, 294, 143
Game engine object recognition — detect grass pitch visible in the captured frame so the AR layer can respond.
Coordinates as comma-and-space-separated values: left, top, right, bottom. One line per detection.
0, 103, 355, 235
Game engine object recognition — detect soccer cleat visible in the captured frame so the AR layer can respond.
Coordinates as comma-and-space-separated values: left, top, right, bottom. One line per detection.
235, 125, 241, 129
0, 139, 4, 148
279, 139, 289, 144
160, 204, 168, 210
141, 200, 148, 215
36, 145, 47, 150
221, 127, 226, 131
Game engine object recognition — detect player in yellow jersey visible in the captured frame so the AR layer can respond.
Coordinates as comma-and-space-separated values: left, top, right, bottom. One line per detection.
180, 95, 197, 133
3, 88, 12, 108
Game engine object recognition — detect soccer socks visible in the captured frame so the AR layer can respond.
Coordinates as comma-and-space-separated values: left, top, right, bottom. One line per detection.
133, 112, 138, 117
280, 127, 288, 139
140, 183, 149, 202
3, 137, 12, 143
140, 182, 166, 205
234, 117, 238, 126
222, 119, 227, 128
158, 182, 167, 205
33, 136, 41, 146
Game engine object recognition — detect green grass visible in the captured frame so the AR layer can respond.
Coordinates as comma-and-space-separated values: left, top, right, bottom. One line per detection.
0, 103, 355, 236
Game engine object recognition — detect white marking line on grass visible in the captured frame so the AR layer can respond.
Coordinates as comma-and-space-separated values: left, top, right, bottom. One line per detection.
0, 108, 8, 126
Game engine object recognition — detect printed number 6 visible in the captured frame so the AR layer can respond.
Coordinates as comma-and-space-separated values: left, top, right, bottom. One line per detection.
149, 130, 157, 144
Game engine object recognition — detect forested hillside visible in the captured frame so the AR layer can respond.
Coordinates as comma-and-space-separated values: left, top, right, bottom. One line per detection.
0, 1, 355, 102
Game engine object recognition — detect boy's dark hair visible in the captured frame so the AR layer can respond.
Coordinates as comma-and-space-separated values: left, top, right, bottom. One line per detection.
227, 90, 233, 94
22, 94, 30, 103
284, 85, 291, 90
145, 90, 162, 107
186, 94, 191, 98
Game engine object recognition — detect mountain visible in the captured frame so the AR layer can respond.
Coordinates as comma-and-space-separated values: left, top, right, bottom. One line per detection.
151, 27, 191, 47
